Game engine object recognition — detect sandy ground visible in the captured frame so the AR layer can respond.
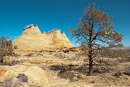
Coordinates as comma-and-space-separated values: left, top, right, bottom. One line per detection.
4, 51, 130, 87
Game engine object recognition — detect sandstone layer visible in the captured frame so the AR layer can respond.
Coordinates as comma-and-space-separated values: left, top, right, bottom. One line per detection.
13, 24, 73, 51
0, 65, 48, 87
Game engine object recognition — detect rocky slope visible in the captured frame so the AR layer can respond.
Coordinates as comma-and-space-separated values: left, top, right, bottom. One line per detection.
0, 65, 48, 87
13, 24, 73, 51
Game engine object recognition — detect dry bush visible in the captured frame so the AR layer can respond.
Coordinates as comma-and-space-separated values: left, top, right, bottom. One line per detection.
100, 48, 129, 60
124, 66, 130, 75
0, 36, 16, 64
114, 71, 123, 77
57, 70, 82, 81
17, 74, 28, 82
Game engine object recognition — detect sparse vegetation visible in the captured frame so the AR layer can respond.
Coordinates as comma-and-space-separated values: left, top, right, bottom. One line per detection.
124, 66, 130, 75
0, 0, 130, 87
0, 77, 13, 87
114, 71, 123, 77
17, 74, 28, 82
101, 48, 129, 59
58, 70, 82, 80
0, 36, 16, 64
4, 60, 25, 66
54, 53, 69, 59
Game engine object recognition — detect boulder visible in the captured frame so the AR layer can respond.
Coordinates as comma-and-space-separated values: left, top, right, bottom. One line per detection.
0, 65, 48, 87
24, 66, 48, 87
0, 66, 7, 81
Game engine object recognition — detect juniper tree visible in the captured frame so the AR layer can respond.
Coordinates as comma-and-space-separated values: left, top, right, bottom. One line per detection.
69, 3, 123, 74
0, 36, 14, 63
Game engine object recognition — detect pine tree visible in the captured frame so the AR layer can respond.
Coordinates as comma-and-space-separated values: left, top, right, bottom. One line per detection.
69, 3, 123, 74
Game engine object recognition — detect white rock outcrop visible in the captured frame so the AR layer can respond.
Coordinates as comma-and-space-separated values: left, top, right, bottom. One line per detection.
0, 65, 48, 87
13, 24, 73, 51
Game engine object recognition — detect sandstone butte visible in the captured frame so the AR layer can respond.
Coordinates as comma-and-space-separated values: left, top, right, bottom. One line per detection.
13, 24, 73, 51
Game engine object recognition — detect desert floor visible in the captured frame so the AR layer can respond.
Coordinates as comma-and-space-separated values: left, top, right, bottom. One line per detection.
3, 51, 130, 87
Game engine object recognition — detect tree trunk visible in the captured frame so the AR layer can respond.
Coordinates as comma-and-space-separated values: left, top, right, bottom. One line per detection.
0, 49, 4, 63
88, 49, 93, 75
0, 57, 3, 63
88, 20, 93, 75
1, 40, 4, 63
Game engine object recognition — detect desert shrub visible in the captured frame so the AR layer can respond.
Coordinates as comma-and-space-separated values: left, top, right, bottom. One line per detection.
54, 53, 69, 59
107, 60, 120, 66
17, 74, 28, 82
124, 66, 130, 75
0, 36, 16, 63
93, 66, 111, 73
58, 70, 75, 79
94, 60, 116, 73
57, 70, 82, 80
94, 59, 122, 73
0, 75, 28, 87
99, 48, 130, 64
0, 77, 28, 87
37, 53, 43, 57
100, 48, 129, 59
114, 71, 123, 77
0, 78, 13, 87
72, 53, 85, 61
127, 57, 130, 62
4, 60, 24, 66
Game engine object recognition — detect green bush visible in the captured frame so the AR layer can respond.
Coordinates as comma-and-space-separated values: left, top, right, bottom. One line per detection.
114, 71, 123, 77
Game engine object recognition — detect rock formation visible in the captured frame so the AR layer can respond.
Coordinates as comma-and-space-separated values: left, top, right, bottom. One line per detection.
0, 65, 48, 87
13, 24, 73, 51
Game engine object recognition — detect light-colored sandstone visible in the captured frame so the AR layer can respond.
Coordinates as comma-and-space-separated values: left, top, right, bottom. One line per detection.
24, 66, 48, 87
0, 65, 48, 87
13, 24, 73, 51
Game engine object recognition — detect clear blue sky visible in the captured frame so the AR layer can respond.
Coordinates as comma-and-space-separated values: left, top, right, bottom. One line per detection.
0, 0, 130, 47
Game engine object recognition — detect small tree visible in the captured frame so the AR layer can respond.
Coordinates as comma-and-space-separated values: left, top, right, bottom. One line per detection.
0, 36, 14, 63
69, 3, 123, 74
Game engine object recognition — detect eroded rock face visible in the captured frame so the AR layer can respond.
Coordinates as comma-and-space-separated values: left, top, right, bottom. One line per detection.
0, 65, 48, 87
13, 24, 73, 51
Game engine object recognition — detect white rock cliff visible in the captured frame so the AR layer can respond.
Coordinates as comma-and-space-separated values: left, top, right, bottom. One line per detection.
13, 24, 73, 51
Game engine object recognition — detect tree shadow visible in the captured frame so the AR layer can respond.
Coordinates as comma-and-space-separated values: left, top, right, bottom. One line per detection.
49, 64, 89, 75
49, 62, 114, 75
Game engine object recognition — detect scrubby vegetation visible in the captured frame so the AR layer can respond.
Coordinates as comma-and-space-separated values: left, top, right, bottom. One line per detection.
58, 69, 82, 81
124, 66, 130, 75
114, 71, 123, 77
100, 48, 130, 59
17, 74, 28, 82
0, 36, 16, 64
